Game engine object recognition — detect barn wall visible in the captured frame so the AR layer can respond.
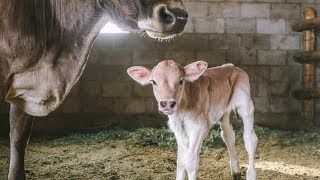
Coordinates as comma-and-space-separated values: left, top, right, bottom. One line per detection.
1, 0, 320, 135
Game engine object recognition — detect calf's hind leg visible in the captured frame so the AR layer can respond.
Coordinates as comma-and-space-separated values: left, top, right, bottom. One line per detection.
219, 113, 241, 180
237, 99, 257, 180
8, 104, 34, 180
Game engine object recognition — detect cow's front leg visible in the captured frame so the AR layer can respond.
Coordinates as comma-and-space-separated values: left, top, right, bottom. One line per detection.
185, 123, 208, 180
8, 104, 33, 180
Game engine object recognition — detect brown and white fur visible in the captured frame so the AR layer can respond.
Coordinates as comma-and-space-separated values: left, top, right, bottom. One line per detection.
127, 60, 258, 180
1, 1, 188, 179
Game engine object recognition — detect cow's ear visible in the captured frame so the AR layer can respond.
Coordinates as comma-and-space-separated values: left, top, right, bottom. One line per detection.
184, 61, 208, 82
127, 66, 152, 85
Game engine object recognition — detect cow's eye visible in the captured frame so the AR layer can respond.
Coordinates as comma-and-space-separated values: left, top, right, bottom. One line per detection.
150, 80, 157, 86
178, 79, 184, 85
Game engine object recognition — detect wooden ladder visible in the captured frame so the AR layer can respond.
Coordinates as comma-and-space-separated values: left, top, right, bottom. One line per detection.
292, 7, 319, 124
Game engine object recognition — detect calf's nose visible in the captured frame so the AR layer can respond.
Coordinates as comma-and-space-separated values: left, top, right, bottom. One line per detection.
160, 100, 176, 109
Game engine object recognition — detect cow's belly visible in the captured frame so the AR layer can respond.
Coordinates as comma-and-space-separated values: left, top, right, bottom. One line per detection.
5, 67, 70, 116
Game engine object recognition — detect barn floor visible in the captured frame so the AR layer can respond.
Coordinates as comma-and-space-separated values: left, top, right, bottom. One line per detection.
0, 126, 320, 180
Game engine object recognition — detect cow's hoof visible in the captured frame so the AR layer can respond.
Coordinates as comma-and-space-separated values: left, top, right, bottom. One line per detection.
233, 173, 241, 180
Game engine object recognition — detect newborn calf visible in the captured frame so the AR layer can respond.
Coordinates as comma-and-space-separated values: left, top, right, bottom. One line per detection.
127, 60, 257, 180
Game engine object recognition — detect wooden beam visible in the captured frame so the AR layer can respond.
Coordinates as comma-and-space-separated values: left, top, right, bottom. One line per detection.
293, 51, 320, 63
292, 17, 320, 32
292, 89, 320, 100
301, 7, 316, 122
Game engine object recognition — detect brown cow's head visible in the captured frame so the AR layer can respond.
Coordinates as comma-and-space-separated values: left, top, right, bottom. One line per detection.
127, 60, 208, 115
103, 0, 188, 39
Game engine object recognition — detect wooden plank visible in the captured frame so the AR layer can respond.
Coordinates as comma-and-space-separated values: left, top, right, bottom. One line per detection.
292, 89, 320, 100
291, 17, 320, 32
303, 101, 314, 121
294, 51, 320, 63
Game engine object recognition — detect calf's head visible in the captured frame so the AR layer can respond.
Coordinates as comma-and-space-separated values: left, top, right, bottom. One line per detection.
127, 60, 207, 115
103, 0, 188, 39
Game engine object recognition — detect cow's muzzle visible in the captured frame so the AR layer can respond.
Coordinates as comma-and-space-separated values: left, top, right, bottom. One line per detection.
156, 6, 188, 32
143, 4, 188, 39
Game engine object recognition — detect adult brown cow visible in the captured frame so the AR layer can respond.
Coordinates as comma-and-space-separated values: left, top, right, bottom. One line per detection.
0, 0, 188, 179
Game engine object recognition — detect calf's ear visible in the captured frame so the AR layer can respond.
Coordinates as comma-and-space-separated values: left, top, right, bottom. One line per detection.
184, 61, 208, 82
127, 66, 152, 85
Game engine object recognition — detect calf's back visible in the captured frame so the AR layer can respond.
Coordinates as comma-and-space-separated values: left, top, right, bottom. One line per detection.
177, 64, 250, 123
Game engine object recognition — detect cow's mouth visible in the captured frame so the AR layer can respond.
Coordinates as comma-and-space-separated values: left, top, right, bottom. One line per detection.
144, 30, 179, 40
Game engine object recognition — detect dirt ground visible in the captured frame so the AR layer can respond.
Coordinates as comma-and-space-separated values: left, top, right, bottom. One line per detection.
0, 126, 320, 180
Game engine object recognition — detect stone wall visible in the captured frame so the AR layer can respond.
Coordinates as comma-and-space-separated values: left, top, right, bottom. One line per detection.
2, 0, 320, 135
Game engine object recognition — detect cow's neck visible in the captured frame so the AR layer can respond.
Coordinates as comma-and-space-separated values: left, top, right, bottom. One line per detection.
48, 3, 108, 89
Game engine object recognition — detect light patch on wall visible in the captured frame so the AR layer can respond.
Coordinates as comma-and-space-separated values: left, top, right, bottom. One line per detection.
100, 22, 129, 33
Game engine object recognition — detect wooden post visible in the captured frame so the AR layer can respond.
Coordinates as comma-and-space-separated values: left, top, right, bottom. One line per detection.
302, 7, 316, 122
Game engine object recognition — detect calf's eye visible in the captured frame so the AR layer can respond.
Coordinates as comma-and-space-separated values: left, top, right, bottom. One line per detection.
150, 80, 157, 86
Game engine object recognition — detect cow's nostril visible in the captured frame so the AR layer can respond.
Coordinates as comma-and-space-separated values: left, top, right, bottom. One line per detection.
159, 7, 176, 26
153, 5, 188, 34
170, 101, 176, 109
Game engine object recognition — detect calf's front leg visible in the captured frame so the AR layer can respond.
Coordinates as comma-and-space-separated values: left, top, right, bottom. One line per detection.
175, 139, 187, 180
8, 104, 34, 180
184, 124, 207, 180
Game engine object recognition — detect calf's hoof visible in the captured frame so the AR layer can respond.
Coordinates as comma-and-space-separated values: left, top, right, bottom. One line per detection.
232, 173, 241, 180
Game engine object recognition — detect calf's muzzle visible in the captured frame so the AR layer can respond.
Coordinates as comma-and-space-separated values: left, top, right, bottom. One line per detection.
159, 100, 176, 109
